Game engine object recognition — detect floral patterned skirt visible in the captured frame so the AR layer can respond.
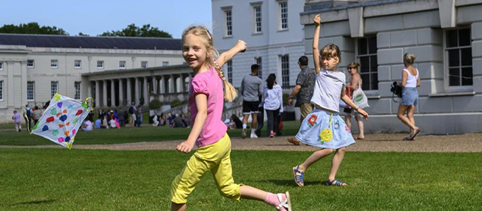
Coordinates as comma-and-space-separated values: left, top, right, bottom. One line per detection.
295, 109, 355, 149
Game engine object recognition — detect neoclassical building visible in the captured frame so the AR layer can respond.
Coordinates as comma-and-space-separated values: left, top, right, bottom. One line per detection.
0, 34, 185, 123
213, 0, 482, 134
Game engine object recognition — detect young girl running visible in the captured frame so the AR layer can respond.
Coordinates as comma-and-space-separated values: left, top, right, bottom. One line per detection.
291, 15, 369, 187
170, 25, 292, 211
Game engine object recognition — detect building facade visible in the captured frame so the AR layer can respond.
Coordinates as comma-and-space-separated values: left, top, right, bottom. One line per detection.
0, 34, 184, 123
211, 0, 306, 89
301, 0, 482, 134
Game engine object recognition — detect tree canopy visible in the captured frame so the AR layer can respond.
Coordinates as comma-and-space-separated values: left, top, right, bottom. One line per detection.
99, 24, 172, 38
0, 22, 68, 35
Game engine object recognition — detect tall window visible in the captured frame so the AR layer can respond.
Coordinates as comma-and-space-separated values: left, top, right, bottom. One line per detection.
141, 61, 148, 68
51, 81, 58, 97
446, 28, 472, 87
97, 61, 104, 69
163, 61, 169, 66
0, 62, 3, 70
255, 57, 262, 78
279, 2, 288, 30
27, 81, 35, 101
27, 60, 34, 68
253, 5, 262, 33
281, 55, 290, 87
51, 59, 58, 68
0, 81, 3, 100
225, 10, 233, 36
74, 82, 81, 99
227, 60, 233, 84
357, 37, 378, 90
74, 60, 81, 68
119, 61, 126, 69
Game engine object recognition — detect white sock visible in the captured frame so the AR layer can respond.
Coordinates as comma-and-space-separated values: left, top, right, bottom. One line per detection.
243, 124, 247, 129
251, 129, 255, 134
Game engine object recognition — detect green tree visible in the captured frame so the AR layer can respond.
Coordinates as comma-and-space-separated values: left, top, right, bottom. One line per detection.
0, 22, 68, 35
99, 24, 172, 38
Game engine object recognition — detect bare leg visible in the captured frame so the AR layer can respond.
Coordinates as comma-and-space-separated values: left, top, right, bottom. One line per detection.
242, 114, 249, 126
355, 115, 364, 139
298, 148, 334, 172
251, 113, 258, 131
407, 105, 416, 129
345, 115, 352, 130
171, 203, 186, 211
397, 105, 418, 131
328, 147, 346, 184
240, 185, 267, 201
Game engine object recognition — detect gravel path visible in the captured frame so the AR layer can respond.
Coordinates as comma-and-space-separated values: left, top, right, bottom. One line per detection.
2, 133, 482, 152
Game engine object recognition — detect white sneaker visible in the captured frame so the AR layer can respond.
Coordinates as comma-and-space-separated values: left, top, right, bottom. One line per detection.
250, 133, 258, 139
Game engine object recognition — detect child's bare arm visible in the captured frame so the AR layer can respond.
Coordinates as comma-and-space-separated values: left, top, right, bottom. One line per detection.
217, 40, 247, 67
313, 14, 322, 74
176, 94, 208, 153
341, 89, 369, 120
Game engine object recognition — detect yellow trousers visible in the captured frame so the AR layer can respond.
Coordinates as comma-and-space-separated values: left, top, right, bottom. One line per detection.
170, 133, 241, 204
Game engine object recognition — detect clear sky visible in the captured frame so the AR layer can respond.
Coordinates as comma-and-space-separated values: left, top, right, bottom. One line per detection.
0, 0, 212, 38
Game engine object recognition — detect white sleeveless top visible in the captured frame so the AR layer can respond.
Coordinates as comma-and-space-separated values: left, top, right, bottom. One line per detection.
403, 68, 419, 88
310, 68, 346, 113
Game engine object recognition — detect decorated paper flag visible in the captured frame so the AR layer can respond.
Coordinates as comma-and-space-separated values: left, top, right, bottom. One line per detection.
31, 93, 93, 149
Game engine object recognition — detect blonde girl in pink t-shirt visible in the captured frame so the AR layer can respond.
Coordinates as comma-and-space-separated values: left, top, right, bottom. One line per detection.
170, 25, 292, 211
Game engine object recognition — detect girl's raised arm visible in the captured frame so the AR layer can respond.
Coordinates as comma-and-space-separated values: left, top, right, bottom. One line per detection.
313, 14, 322, 74
217, 40, 247, 67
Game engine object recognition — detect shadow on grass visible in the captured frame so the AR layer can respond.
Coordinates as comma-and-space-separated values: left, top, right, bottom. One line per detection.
13, 199, 56, 205
252, 179, 323, 187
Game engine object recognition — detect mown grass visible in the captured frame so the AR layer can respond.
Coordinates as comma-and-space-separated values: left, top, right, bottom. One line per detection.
1, 149, 481, 210
0, 121, 301, 146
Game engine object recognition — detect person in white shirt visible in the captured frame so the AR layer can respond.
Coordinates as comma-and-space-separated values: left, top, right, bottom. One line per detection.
290, 14, 369, 188
262, 74, 283, 138
109, 118, 118, 129
82, 120, 93, 131
397, 53, 421, 140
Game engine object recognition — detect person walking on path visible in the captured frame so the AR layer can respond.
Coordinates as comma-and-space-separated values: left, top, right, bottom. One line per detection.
23, 104, 33, 132
397, 53, 421, 140
170, 25, 291, 211
287, 56, 316, 145
240, 64, 263, 139
344, 62, 366, 140
262, 74, 283, 138
12, 110, 21, 132
32, 106, 42, 126
129, 102, 136, 127
290, 14, 369, 187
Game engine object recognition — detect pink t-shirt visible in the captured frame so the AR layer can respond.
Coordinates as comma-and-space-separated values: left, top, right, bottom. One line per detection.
188, 67, 227, 147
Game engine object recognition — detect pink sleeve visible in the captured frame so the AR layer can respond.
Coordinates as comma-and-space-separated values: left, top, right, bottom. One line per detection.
192, 77, 209, 95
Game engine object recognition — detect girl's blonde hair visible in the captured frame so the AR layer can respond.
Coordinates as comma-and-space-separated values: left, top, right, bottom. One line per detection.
320, 44, 341, 63
182, 25, 237, 102
403, 53, 416, 65
347, 62, 360, 73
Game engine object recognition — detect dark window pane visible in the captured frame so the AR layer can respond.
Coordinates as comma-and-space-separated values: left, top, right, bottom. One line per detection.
461, 48, 472, 66
446, 30, 458, 47
358, 38, 367, 55
448, 49, 459, 67
459, 28, 471, 47
360, 57, 369, 72
462, 67, 473, 86
371, 73, 378, 90
361, 73, 370, 90
370, 56, 377, 72
368, 37, 377, 54
449, 68, 460, 86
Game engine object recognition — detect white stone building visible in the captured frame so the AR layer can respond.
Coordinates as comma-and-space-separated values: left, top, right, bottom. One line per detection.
0, 34, 184, 123
211, 0, 306, 89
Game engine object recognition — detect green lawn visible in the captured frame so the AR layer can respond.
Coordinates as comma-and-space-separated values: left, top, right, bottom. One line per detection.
1, 149, 481, 210
0, 121, 301, 146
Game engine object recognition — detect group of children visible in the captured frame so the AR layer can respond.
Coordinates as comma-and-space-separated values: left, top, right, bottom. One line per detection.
170, 14, 369, 211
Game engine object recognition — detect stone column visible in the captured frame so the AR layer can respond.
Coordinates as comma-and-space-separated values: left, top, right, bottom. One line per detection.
102, 80, 108, 107
169, 75, 175, 93
7, 61, 14, 107
87, 82, 92, 99
95, 81, 100, 107
119, 78, 124, 106
152, 77, 158, 94
111, 80, 115, 107
159, 76, 165, 94
143, 77, 149, 105
177, 74, 184, 92
126, 78, 132, 105
135, 78, 140, 105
